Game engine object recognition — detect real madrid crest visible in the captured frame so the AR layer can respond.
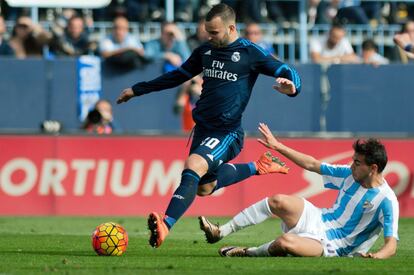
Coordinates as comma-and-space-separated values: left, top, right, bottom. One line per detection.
231, 51, 240, 62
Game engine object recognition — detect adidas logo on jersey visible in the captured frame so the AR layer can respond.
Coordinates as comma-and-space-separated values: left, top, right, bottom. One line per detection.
204, 50, 211, 55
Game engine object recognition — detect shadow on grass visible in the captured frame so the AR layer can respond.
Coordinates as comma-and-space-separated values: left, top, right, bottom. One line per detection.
0, 250, 95, 257
0, 249, 218, 258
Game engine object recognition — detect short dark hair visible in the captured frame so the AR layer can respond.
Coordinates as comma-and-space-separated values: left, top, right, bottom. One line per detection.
353, 139, 388, 172
362, 39, 377, 51
205, 3, 236, 23
331, 21, 345, 31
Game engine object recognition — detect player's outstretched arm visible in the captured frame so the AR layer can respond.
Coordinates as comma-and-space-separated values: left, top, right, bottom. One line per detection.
272, 77, 296, 96
116, 88, 135, 104
360, 237, 397, 259
257, 123, 321, 173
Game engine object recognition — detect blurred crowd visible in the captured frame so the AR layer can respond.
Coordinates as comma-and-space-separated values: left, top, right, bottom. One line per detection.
3, 1, 414, 24
1, 0, 414, 64
2, 1, 414, 134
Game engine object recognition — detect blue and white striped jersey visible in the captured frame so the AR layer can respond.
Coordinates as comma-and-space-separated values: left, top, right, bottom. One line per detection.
320, 163, 399, 256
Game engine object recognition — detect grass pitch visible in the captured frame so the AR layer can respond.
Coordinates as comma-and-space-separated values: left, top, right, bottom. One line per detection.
0, 217, 413, 274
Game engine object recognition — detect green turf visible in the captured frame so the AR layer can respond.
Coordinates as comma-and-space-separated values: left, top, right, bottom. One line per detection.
0, 217, 413, 274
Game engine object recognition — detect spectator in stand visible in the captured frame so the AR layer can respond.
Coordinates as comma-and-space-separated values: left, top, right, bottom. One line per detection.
174, 0, 195, 22
310, 0, 373, 27
174, 75, 203, 132
187, 18, 209, 51
99, 16, 145, 69
0, 15, 14, 56
360, 39, 389, 66
335, 0, 369, 24
308, 0, 322, 26
0, 0, 22, 21
144, 21, 190, 72
360, 1, 382, 25
275, 1, 300, 23
394, 31, 414, 56
392, 20, 414, 63
125, 0, 164, 22
265, 0, 287, 24
310, 22, 359, 64
9, 16, 51, 58
238, 1, 264, 23
316, 0, 340, 24
50, 15, 91, 56
177, 18, 206, 131
82, 99, 122, 134
244, 22, 275, 55
93, 0, 128, 22
54, 8, 77, 29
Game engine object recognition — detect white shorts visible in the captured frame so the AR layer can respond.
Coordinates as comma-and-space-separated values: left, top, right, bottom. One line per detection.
280, 198, 338, 257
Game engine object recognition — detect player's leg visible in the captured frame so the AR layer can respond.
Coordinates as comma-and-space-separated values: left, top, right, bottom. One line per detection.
163, 153, 209, 225
220, 234, 323, 257
148, 150, 210, 248
196, 131, 289, 196
206, 152, 289, 194
268, 234, 324, 256
198, 154, 289, 196
200, 197, 273, 243
196, 130, 247, 196
218, 197, 325, 257
200, 195, 303, 243
267, 194, 304, 229
196, 161, 256, 196
148, 128, 243, 247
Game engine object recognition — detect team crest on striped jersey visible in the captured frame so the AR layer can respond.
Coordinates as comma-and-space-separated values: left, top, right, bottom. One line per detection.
362, 200, 374, 209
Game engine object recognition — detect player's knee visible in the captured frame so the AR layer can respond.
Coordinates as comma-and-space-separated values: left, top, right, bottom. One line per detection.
197, 183, 215, 196
268, 194, 288, 212
184, 155, 208, 176
197, 190, 210, 197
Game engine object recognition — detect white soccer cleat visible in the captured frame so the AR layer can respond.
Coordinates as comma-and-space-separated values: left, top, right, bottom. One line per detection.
218, 246, 249, 257
199, 216, 222, 244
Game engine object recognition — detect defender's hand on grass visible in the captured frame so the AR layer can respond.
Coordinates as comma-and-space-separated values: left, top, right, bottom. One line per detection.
257, 123, 282, 151
273, 77, 296, 96
116, 88, 135, 104
359, 252, 380, 259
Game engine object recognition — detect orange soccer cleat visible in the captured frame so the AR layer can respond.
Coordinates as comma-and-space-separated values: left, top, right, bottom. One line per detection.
147, 212, 169, 248
255, 151, 289, 175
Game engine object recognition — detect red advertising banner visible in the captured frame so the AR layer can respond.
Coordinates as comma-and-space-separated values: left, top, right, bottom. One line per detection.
0, 136, 413, 216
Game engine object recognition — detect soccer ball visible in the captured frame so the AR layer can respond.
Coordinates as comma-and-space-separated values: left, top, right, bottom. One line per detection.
92, 222, 128, 256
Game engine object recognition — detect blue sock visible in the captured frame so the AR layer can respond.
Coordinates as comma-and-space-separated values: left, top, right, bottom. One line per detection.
213, 162, 256, 192
164, 169, 200, 229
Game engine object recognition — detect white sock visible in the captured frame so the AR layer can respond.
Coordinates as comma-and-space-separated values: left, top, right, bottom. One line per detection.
246, 241, 273, 257
219, 197, 272, 238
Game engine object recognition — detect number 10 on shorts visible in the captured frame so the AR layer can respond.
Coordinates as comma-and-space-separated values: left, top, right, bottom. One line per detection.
201, 137, 220, 149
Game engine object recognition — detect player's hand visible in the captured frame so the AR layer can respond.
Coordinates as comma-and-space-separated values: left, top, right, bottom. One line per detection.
257, 122, 282, 150
359, 252, 379, 259
273, 77, 296, 96
116, 88, 135, 104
